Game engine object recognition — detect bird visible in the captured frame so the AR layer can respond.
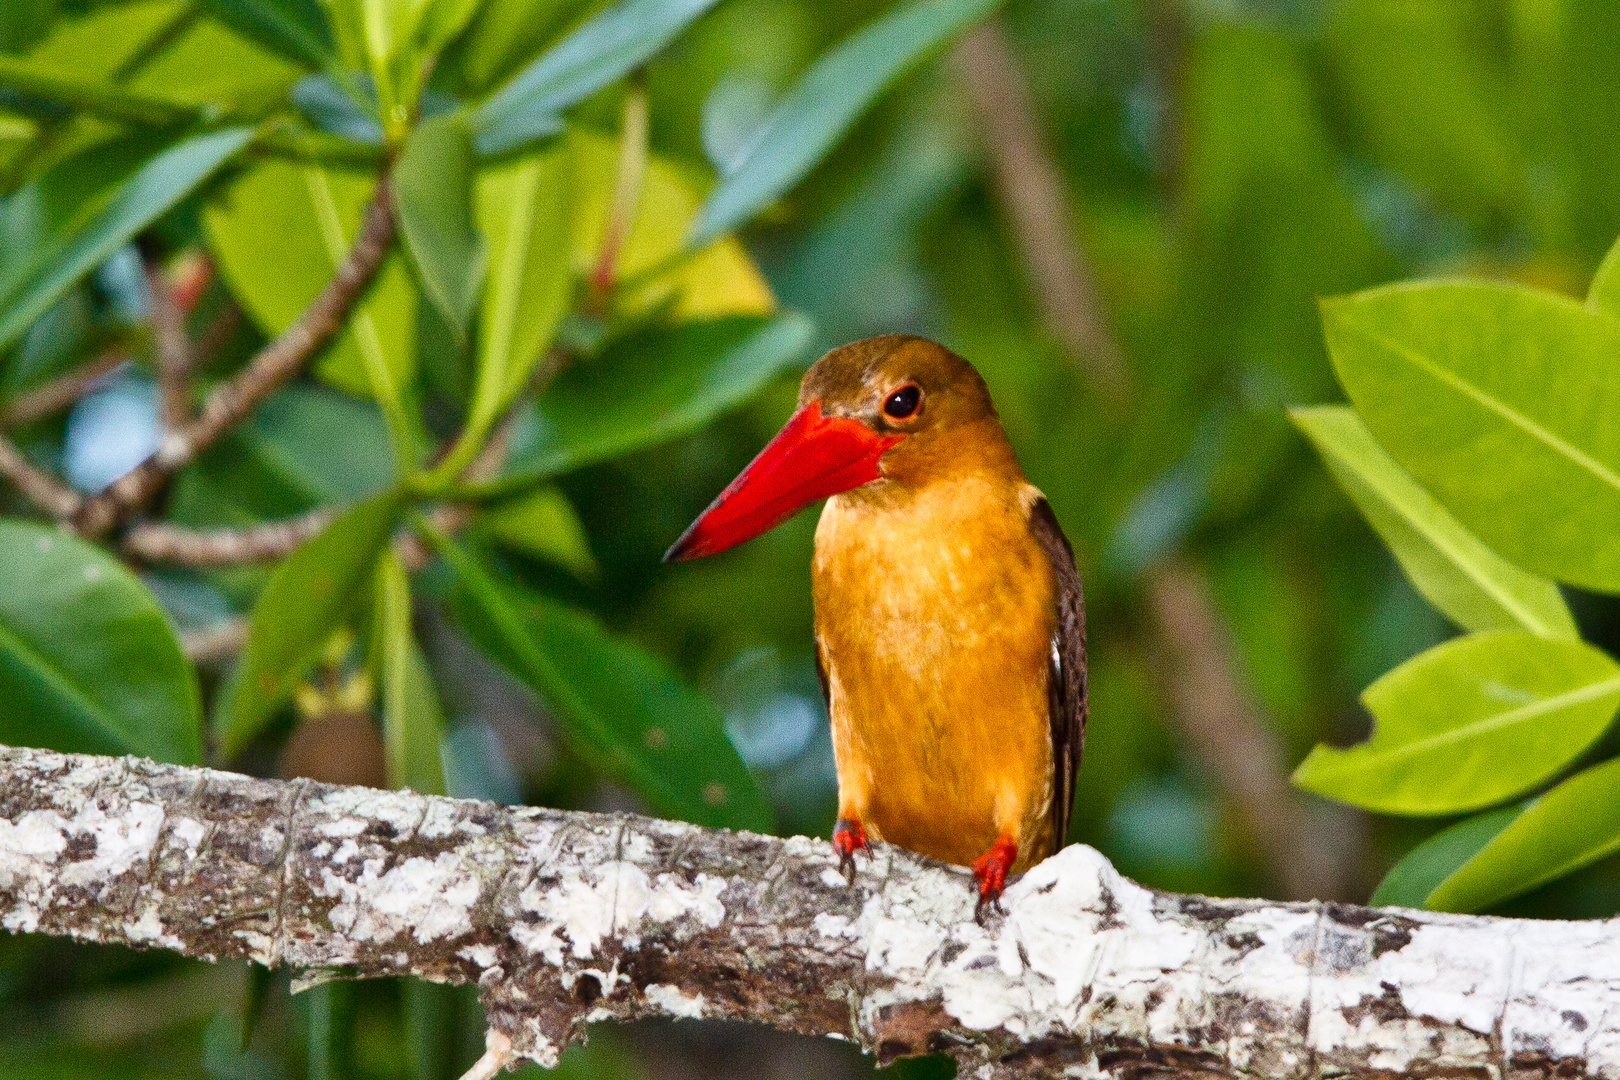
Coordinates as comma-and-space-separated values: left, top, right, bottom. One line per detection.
665, 335, 1086, 918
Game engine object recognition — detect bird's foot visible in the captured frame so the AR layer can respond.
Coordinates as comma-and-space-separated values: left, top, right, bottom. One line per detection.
971, 834, 1018, 924
832, 817, 869, 884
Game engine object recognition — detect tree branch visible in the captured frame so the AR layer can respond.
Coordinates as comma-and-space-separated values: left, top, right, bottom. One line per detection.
72, 174, 397, 539
147, 261, 197, 432
952, 18, 1131, 398
0, 434, 80, 518
0, 348, 126, 428
121, 506, 337, 566
951, 20, 1359, 902
0, 742, 1611, 1080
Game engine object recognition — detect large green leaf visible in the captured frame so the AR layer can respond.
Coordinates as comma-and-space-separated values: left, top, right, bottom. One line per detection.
374, 550, 446, 794
473, 0, 724, 156
217, 490, 405, 757
1322, 280, 1620, 593
1428, 756, 1620, 912
395, 112, 486, 338
1292, 406, 1576, 639
488, 312, 812, 491
465, 139, 571, 438
434, 532, 772, 831
197, 0, 336, 69
0, 520, 199, 764
0, 127, 253, 351
1293, 630, 1620, 815
204, 159, 418, 428
1369, 805, 1521, 908
686, 0, 1000, 246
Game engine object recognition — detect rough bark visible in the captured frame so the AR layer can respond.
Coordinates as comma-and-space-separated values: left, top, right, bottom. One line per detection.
2, 744, 1616, 1080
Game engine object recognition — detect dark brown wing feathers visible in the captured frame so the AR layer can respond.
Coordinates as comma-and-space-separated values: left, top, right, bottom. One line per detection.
1029, 497, 1087, 854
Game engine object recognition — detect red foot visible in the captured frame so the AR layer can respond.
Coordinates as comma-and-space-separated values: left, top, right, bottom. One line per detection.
971, 834, 1018, 923
832, 817, 869, 884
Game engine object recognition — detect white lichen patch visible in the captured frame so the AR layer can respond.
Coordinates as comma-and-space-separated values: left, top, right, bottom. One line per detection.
320, 852, 481, 946
511, 862, 729, 964
643, 983, 705, 1019
58, 801, 164, 887
169, 817, 207, 858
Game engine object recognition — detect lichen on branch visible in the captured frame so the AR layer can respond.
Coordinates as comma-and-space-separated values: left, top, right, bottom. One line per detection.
0, 743, 1615, 1080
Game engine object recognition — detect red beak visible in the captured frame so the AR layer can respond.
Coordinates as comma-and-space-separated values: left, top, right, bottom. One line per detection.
664, 400, 902, 562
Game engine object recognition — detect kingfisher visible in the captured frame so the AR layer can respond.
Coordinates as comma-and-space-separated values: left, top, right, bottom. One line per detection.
666, 335, 1086, 916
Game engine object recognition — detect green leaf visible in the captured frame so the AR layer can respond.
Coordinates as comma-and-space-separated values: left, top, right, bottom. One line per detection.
433, 531, 773, 831
374, 550, 446, 794
686, 0, 1001, 246
217, 489, 405, 758
1588, 234, 1620, 318
1291, 405, 1576, 639
167, 385, 397, 531
465, 140, 571, 437
1369, 805, 1521, 908
490, 312, 812, 491
0, 520, 199, 764
395, 112, 486, 339
1322, 280, 1620, 593
0, 127, 253, 351
22, 0, 187, 79
125, 12, 306, 109
442, 0, 582, 97
197, 0, 336, 69
1293, 630, 1620, 815
1428, 755, 1620, 912
473, 0, 723, 156
479, 484, 595, 576
204, 159, 418, 447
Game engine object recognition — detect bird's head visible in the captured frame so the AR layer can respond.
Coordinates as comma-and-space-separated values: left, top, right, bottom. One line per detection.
664, 335, 1000, 561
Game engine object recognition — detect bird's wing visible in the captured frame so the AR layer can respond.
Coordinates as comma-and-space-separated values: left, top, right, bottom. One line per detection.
1029, 497, 1087, 852
814, 641, 831, 715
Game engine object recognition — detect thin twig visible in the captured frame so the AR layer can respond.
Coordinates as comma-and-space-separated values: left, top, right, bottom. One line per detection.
0, 435, 80, 518
122, 506, 338, 566
0, 350, 126, 428
952, 18, 1131, 398
147, 262, 196, 431
72, 174, 397, 539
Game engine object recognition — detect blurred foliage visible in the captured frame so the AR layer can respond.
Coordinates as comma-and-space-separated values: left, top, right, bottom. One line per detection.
4, 0, 1620, 1076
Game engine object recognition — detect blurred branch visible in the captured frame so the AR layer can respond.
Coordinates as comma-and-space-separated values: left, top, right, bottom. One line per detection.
951, 18, 1131, 398
180, 617, 248, 664
0, 434, 79, 518
1, 743, 1611, 1080
952, 19, 1356, 901
147, 262, 196, 431
0, 348, 125, 427
72, 173, 397, 539
1144, 559, 1361, 901
122, 506, 337, 566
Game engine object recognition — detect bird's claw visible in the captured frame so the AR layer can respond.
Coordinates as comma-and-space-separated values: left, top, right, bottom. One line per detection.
832, 817, 869, 885
971, 834, 1018, 925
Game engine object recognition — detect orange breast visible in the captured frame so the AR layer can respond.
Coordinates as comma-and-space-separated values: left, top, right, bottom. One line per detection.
812, 470, 1057, 870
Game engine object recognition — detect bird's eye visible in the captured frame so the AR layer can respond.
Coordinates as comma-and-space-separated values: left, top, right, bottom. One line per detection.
883, 383, 922, 420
